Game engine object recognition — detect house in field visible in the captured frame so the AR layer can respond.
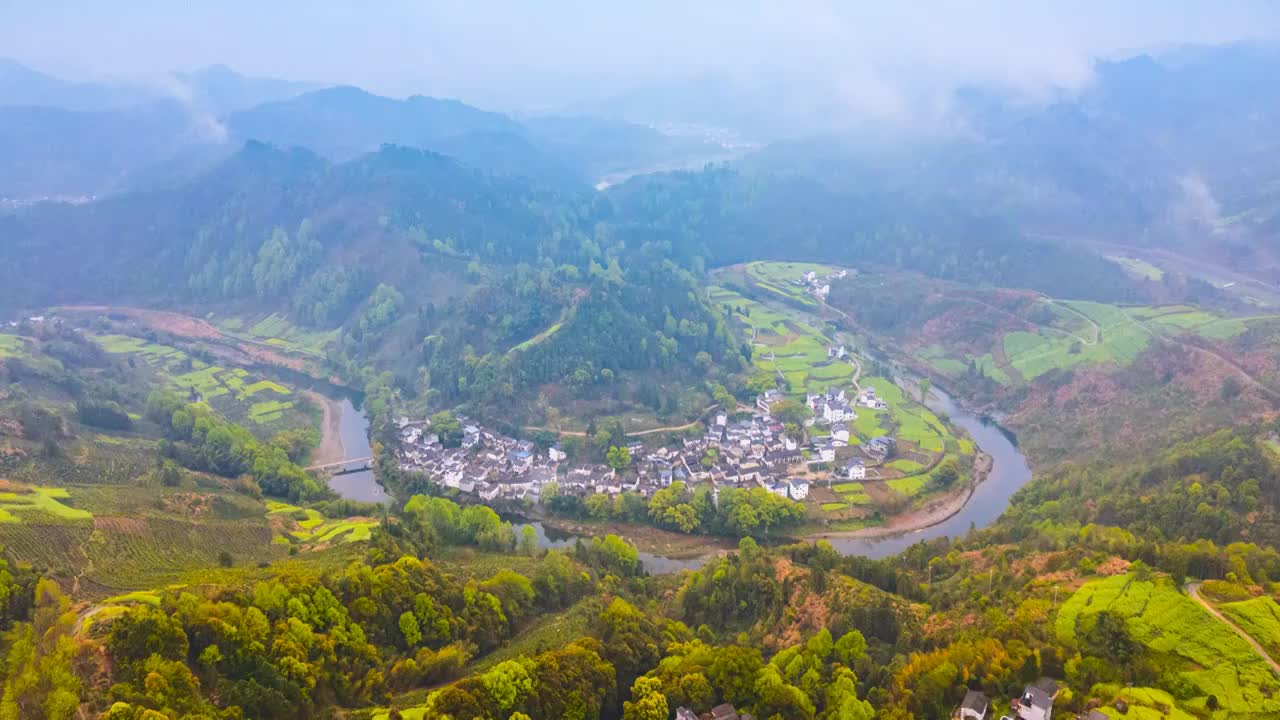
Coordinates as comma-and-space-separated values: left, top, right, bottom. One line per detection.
822, 400, 856, 424
787, 480, 809, 501
756, 388, 785, 412
830, 423, 850, 445
863, 435, 897, 459
675, 709, 699, 720
844, 457, 866, 480
1002, 681, 1056, 720
828, 344, 847, 359
955, 690, 989, 720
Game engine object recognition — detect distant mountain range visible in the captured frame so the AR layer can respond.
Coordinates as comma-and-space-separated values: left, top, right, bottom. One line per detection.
0, 60, 727, 199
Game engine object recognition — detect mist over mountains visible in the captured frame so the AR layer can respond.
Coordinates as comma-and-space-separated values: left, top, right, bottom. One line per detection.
2, 42, 1278, 285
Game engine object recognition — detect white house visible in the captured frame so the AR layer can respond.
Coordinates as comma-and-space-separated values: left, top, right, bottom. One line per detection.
830, 423, 850, 445
957, 691, 989, 720
822, 401, 856, 424
787, 480, 810, 501
844, 458, 866, 480
756, 388, 785, 412
814, 441, 836, 463
766, 481, 789, 498
715, 412, 728, 427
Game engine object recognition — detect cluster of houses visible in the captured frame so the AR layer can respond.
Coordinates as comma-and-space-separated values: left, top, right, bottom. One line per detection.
793, 267, 849, 301
392, 378, 902, 507
955, 679, 1064, 720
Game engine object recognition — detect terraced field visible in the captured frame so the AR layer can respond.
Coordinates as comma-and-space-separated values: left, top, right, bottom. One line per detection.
267, 501, 378, 546
1057, 574, 1280, 718
0, 486, 92, 522
88, 332, 299, 425
1219, 597, 1280, 663
710, 285, 856, 395
217, 313, 339, 356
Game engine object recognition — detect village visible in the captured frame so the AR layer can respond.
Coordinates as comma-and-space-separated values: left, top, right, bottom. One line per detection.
392, 354, 902, 511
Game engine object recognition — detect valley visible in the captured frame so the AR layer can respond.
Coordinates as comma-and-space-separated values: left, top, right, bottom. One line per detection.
4, 27, 1280, 720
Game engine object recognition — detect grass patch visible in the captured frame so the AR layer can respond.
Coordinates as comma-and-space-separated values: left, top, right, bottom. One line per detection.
102, 590, 162, 606
0, 335, 26, 358
0, 487, 92, 522
886, 476, 929, 497
1219, 597, 1280, 663
887, 459, 925, 474
821, 502, 851, 512
1108, 255, 1165, 281
241, 380, 291, 397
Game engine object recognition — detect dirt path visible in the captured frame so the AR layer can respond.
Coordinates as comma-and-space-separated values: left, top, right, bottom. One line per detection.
1187, 582, 1280, 676
305, 390, 346, 466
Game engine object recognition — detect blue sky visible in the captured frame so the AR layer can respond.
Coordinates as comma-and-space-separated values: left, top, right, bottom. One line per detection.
2, 1, 1277, 112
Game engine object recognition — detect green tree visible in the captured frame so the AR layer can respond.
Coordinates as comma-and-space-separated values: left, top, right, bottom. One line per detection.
623, 676, 669, 720
607, 445, 632, 471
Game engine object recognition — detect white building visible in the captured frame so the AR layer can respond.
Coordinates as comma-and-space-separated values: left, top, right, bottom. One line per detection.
844, 458, 866, 480
787, 480, 809, 501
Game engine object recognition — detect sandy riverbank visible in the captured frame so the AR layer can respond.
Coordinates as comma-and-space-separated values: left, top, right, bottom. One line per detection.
305, 390, 345, 467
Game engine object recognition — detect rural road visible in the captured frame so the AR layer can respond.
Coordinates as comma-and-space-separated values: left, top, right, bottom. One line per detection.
1187, 582, 1280, 676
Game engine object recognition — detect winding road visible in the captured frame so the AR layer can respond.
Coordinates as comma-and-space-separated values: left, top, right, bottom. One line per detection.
1187, 582, 1280, 676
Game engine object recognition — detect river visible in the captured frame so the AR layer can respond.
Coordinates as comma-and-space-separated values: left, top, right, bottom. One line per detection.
325, 382, 1032, 570
325, 397, 392, 504
818, 386, 1031, 558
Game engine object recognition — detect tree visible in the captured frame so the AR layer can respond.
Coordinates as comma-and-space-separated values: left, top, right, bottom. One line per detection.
519, 525, 539, 556
399, 611, 422, 648
480, 659, 534, 712
769, 399, 809, 425
623, 676, 669, 720
607, 445, 632, 471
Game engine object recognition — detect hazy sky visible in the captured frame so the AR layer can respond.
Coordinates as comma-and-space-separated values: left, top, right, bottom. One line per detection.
3, 1, 1277, 116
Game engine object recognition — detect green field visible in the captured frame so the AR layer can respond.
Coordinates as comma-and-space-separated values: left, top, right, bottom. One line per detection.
864, 378, 947, 452
1219, 597, 1280, 662
1002, 301, 1151, 379
714, 284, 858, 397
217, 313, 339, 356
886, 475, 930, 497
268, 501, 377, 545
1108, 255, 1165, 281
744, 261, 838, 306
0, 334, 26, 358
0, 487, 92, 522
1057, 574, 1280, 718
887, 459, 925, 474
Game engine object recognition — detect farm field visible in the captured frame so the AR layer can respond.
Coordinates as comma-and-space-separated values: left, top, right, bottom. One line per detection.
0, 334, 26, 358
0, 486, 92, 522
710, 284, 857, 396
1057, 574, 1280, 718
1107, 255, 1165, 281
267, 500, 378, 546
742, 260, 842, 306
1218, 597, 1280, 662
87, 331, 302, 426
217, 312, 339, 356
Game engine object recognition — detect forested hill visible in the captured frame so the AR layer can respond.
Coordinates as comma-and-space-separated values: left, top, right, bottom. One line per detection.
607, 166, 1141, 301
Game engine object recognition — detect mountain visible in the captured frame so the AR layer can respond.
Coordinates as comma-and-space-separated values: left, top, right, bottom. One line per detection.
225, 86, 524, 161
170, 63, 322, 115
0, 57, 154, 110
0, 100, 224, 198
